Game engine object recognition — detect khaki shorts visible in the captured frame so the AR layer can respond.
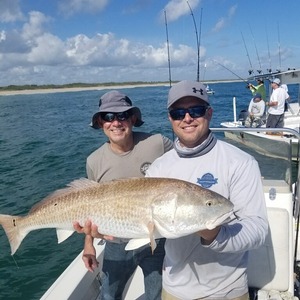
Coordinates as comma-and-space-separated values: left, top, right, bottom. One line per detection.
161, 288, 249, 300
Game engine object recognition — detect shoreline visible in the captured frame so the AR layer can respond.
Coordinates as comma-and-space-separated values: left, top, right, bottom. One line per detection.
0, 80, 241, 96
0, 83, 169, 96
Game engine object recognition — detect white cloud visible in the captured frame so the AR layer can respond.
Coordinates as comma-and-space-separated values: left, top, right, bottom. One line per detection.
0, 0, 203, 85
0, 31, 6, 41
58, 0, 109, 17
27, 33, 67, 65
22, 11, 52, 41
228, 5, 237, 17
212, 18, 226, 33
162, 0, 200, 22
0, 18, 198, 85
211, 4, 237, 33
0, 0, 24, 22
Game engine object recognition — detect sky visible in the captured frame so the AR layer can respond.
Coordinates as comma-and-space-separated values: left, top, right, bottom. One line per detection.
0, 0, 299, 86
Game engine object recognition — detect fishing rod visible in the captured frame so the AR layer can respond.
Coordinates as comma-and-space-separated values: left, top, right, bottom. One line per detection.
213, 59, 250, 84
277, 22, 282, 72
266, 26, 272, 73
198, 7, 203, 81
241, 31, 254, 75
186, 0, 200, 81
249, 24, 262, 74
164, 10, 172, 88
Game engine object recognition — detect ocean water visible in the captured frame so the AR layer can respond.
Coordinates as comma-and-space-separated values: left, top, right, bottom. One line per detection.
0, 82, 299, 299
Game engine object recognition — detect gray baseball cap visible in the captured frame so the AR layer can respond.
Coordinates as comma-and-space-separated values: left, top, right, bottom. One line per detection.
168, 80, 209, 109
91, 90, 144, 129
272, 78, 281, 85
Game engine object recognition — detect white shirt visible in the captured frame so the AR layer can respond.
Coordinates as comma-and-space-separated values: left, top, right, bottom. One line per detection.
268, 87, 289, 115
146, 139, 268, 299
248, 98, 265, 117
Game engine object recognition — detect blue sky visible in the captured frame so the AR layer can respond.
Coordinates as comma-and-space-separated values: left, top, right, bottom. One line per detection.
0, 0, 299, 86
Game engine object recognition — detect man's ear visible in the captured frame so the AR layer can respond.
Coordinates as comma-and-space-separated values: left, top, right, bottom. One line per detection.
97, 118, 103, 128
206, 107, 213, 121
131, 114, 138, 126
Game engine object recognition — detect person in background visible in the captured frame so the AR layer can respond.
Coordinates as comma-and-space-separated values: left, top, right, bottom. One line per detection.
74, 90, 173, 300
245, 93, 266, 127
247, 77, 266, 101
265, 78, 289, 130
146, 80, 268, 299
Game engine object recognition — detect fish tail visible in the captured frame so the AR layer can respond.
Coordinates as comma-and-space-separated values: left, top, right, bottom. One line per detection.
0, 214, 24, 255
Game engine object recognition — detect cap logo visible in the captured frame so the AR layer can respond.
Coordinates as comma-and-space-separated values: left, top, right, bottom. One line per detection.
192, 87, 204, 95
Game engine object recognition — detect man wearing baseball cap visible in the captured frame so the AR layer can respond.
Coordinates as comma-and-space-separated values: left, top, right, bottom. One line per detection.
265, 78, 289, 129
247, 77, 266, 101
75, 90, 173, 300
146, 80, 268, 299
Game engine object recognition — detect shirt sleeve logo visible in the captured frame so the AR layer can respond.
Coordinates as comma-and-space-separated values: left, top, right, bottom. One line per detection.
140, 162, 151, 175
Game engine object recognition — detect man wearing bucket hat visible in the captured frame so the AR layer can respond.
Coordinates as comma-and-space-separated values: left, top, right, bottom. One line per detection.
90, 90, 144, 129
75, 90, 173, 300
146, 80, 268, 299
265, 78, 289, 129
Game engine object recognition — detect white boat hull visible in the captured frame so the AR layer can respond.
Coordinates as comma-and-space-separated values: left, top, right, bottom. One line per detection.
221, 123, 299, 160
220, 101, 300, 161
40, 241, 146, 300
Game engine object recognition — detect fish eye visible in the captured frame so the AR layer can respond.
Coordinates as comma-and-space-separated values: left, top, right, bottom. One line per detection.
205, 200, 212, 207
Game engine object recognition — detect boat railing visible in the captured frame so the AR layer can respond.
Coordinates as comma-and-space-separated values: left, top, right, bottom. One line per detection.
211, 127, 300, 215
211, 126, 300, 139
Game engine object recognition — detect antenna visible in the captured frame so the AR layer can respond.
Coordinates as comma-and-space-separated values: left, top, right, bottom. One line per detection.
164, 10, 172, 88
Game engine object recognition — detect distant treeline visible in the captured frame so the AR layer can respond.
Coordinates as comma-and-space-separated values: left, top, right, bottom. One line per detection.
0, 79, 235, 91
0, 81, 168, 91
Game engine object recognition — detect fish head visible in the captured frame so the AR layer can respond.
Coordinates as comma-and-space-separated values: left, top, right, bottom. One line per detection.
151, 184, 234, 239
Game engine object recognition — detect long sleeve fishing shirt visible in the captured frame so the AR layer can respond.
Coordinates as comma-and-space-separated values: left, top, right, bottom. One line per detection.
146, 138, 268, 300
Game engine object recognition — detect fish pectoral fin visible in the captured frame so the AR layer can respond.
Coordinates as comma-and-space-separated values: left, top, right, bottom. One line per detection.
125, 238, 151, 251
147, 221, 157, 254
56, 229, 75, 243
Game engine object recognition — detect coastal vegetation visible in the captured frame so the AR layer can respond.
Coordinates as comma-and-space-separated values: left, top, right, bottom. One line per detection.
0, 82, 165, 91
0, 79, 237, 92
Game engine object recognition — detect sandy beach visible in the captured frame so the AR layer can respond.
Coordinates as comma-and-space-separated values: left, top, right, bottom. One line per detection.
0, 83, 169, 96
0, 79, 239, 96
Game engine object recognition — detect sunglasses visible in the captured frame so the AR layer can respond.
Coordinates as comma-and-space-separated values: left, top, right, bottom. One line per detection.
169, 105, 210, 120
100, 111, 131, 122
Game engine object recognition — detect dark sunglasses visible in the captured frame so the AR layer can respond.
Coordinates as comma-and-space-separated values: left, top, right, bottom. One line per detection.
100, 111, 131, 122
169, 105, 210, 120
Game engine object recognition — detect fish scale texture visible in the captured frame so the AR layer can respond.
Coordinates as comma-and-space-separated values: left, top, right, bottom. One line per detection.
0, 177, 233, 254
